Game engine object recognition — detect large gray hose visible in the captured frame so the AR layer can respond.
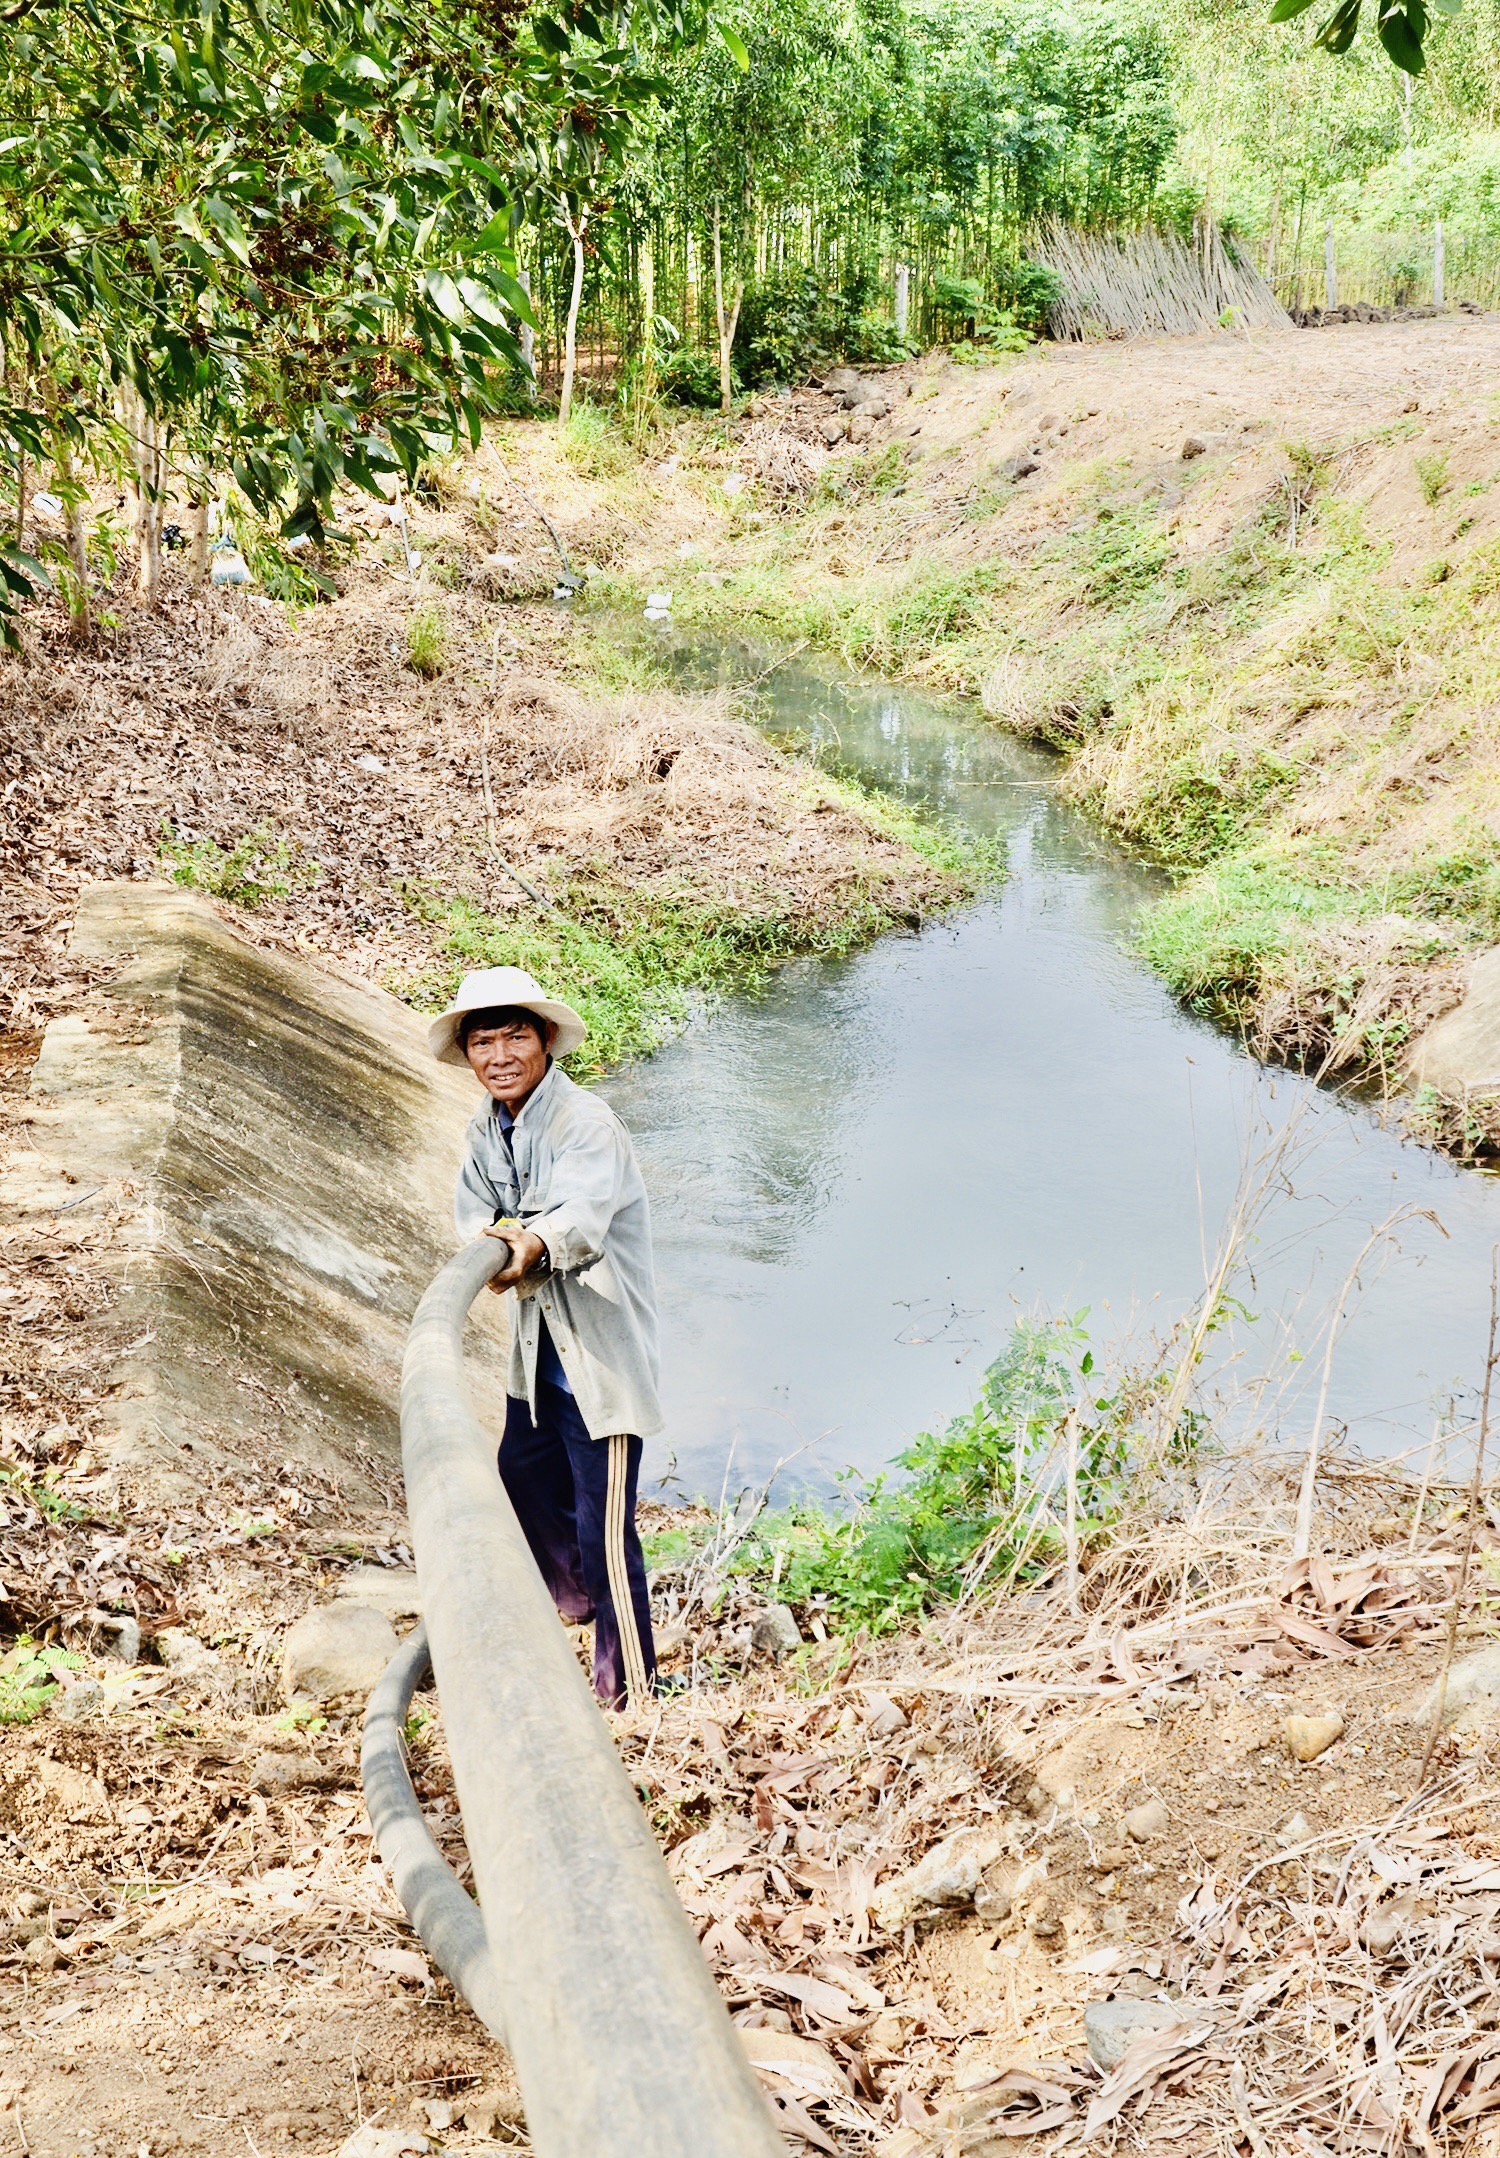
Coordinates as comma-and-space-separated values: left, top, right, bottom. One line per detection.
391, 1233, 783, 2158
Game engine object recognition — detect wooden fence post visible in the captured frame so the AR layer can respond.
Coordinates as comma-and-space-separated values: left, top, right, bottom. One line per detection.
1324, 224, 1337, 311
1434, 217, 1446, 308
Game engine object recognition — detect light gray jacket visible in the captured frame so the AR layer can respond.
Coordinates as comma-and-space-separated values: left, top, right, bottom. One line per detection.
454, 1063, 663, 1441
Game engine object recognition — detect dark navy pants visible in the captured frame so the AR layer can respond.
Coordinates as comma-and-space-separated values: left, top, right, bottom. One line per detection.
499, 1382, 656, 1709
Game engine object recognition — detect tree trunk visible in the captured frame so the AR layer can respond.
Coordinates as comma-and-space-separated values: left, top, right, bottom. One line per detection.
518, 268, 536, 401
558, 218, 586, 428
14, 450, 27, 549
711, 201, 744, 417
186, 492, 209, 585
118, 379, 165, 602
894, 262, 910, 340
55, 440, 91, 640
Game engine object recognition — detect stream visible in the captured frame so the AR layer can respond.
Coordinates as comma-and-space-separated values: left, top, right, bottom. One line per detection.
598, 637, 1500, 1501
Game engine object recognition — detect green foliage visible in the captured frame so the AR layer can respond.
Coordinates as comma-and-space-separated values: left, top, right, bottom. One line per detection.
660, 348, 729, 408
161, 822, 320, 909
0, 1638, 83, 1724
730, 1316, 1130, 1632
406, 604, 449, 678
1137, 854, 1377, 1001
1416, 452, 1451, 505
0, 0, 679, 635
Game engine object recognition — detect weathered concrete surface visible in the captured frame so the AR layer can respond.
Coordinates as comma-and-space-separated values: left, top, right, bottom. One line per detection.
9, 881, 506, 1501
1408, 947, 1500, 1099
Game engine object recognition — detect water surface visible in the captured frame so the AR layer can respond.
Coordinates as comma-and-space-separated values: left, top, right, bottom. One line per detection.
599, 639, 1500, 1499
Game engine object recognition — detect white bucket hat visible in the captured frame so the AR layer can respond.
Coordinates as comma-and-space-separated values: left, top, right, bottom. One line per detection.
427, 966, 587, 1066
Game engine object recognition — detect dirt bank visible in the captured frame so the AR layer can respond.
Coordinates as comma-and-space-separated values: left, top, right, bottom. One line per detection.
588, 316, 1500, 1159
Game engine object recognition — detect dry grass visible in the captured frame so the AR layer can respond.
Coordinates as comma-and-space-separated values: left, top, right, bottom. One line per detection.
1036, 222, 1292, 341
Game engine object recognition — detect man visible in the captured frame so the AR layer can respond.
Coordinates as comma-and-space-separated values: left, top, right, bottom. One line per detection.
429, 965, 660, 1709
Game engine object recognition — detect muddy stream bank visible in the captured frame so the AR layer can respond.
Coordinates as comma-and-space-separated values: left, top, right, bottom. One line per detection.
596, 635, 1500, 1498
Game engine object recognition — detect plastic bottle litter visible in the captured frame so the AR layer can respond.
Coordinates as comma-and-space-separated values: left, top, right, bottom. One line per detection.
31, 491, 64, 520
720, 472, 746, 496
644, 590, 673, 624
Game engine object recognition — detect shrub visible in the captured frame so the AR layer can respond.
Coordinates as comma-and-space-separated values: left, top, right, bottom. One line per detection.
728, 1315, 1130, 1633
660, 348, 726, 408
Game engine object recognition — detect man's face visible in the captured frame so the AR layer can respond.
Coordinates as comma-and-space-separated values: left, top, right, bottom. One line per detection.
464, 1017, 553, 1110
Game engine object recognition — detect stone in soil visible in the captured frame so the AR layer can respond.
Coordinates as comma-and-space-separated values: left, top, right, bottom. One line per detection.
873, 1825, 1002, 1929
1084, 1998, 1203, 2071
284, 1601, 398, 1702
1411, 1642, 1500, 1732
1285, 1711, 1344, 1761
750, 1603, 802, 1658
1123, 1797, 1169, 1842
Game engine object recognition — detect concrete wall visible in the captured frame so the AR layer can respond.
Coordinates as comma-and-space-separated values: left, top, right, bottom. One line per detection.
15, 882, 507, 1503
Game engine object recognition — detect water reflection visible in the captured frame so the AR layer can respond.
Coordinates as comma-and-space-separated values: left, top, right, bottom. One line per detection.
597, 634, 1500, 1500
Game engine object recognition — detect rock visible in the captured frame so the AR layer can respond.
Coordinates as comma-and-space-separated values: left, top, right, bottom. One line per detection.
873, 1825, 1001, 1930
459, 2093, 524, 2136
822, 365, 875, 407
1084, 1998, 1201, 2071
54, 1681, 105, 1721
284, 1603, 398, 1703
653, 1622, 689, 1661
863, 1694, 907, 1739
1123, 1798, 1169, 1843
999, 453, 1039, 482
157, 1627, 219, 1675
336, 2131, 427, 2158
334, 1566, 421, 1621
749, 1604, 802, 1659
973, 1879, 1012, 1924
1407, 949, 1500, 1103
851, 394, 890, 420
1410, 1642, 1500, 1733
819, 415, 848, 446
1181, 436, 1207, 459
1285, 1711, 1344, 1762
1275, 1811, 1313, 1847
96, 1615, 142, 1664
849, 411, 878, 445
250, 1750, 321, 1793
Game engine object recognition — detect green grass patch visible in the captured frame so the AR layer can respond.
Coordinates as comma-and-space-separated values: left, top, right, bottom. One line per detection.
1137, 853, 1379, 1004
161, 821, 321, 909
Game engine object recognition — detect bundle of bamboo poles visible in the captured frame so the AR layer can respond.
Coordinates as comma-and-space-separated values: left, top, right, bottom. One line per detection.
1035, 220, 1291, 340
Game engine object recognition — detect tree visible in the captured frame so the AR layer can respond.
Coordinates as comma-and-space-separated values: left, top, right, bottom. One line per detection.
0, 0, 676, 633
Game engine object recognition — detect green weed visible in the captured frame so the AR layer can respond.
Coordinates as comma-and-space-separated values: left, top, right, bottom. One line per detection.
161, 821, 320, 909
1137, 855, 1376, 1004
0, 1637, 83, 1723
1415, 452, 1451, 506
400, 789, 993, 1079
728, 1315, 1134, 1634
406, 603, 447, 677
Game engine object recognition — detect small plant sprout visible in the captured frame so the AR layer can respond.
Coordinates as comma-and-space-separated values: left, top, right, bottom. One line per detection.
1416, 453, 1450, 507
407, 603, 448, 677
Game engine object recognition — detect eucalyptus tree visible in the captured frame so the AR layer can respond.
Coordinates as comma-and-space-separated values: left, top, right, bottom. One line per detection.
0, 0, 675, 631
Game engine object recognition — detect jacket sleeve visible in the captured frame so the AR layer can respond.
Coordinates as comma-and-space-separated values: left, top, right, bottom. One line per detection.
526, 1114, 630, 1274
455, 1143, 504, 1240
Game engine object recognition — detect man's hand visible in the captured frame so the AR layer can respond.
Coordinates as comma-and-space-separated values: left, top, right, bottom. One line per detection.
483, 1223, 548, 1292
